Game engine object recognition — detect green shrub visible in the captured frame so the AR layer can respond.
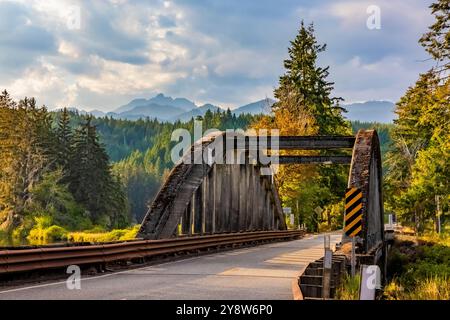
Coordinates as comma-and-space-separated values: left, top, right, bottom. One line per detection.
383, 279, 404, 300
44, 225, 68, 241
27, 225, 68, 245
119, 225, 140, 240
66, 225, 139, 243
384, 232, 450, 300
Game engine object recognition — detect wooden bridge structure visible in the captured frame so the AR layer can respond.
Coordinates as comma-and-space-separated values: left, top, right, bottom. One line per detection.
138, 130, 385, 258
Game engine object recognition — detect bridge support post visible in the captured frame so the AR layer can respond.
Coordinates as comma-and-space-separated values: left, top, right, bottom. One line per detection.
214, 165, 223, 233
238, 165, 247, 231
193, 187, 202, 234
230, 165, 240, 232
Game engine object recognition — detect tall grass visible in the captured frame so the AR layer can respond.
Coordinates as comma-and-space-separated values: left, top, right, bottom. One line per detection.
384, 276, 450, 300
26, 224, 140, 245
335, 274, 360, 300
67, 225, 139, 243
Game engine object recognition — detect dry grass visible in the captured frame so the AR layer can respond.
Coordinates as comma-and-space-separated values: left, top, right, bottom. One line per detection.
384, 277, 450, 300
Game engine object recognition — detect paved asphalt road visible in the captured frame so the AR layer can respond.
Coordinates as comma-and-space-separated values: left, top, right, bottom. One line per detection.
0, 233, 341, 300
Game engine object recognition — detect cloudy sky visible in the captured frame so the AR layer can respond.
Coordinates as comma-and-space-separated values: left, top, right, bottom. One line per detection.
0, 0, 435, 111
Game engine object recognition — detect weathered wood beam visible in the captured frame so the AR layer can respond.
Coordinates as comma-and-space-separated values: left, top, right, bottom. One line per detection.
278, 155, 352, 164
234, 136, 356, 150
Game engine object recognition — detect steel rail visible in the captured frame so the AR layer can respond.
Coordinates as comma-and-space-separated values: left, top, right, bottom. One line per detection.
0, 230, 303, 275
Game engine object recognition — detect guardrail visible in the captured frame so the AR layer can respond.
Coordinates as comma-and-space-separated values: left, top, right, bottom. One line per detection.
0, 230, 303, 275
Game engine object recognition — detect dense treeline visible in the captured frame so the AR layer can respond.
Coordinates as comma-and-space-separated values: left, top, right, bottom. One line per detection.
351, 121, 393, 158
58, 109, 256, 223
109, 109, 256, 222
0, 94, 128, 242
385, 0, 449, 233
0, 97, 256, 243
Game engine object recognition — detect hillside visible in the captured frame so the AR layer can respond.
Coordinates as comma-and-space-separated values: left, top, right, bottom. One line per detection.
343, 100, 395, 123
74, 96, 396, 124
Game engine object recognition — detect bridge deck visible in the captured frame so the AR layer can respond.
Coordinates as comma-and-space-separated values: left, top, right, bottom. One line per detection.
0, 233, 341, 300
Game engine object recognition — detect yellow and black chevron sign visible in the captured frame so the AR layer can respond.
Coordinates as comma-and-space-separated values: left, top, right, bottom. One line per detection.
344, 187, 363, 237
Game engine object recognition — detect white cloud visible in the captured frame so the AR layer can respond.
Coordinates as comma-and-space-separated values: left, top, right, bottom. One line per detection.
58, 40, 80, 58
0, 0, 437, 110
326, 0, 432, 31
7, 59, 67, 104
76, 55, 187, 95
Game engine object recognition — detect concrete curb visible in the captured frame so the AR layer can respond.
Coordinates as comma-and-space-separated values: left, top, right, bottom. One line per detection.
291, 266, 307, 300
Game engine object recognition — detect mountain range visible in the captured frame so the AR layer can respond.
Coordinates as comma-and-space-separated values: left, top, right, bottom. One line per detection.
72, 94, 396, 123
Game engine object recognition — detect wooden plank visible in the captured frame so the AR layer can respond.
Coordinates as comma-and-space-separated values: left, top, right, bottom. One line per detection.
222, 165, 231, 232
189, 196, 194, 236
230, 165, 240, 232
181, 201, 191, 235
193, 187, 202, 234
253, 167, 261, 230
265, 188, 272, 230
246, 165, 254, 230
239, 136, 356, 150
201, 174, 208, 234
214, 165, 223, 232
238, 165, 247, 231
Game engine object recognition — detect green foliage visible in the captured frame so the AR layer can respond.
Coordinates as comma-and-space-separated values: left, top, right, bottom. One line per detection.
57, 109, 256, 163
54, 108, 72, 170
351, 121, 393, 158
419, 0, 449, 70
384, 235, 450, 300
1, 90, 256, 244
384, 1, 449, 230
106, 109, 255, 223
24, 169, 91, 231
274, 21, 349, 135
385, 73, 449, 230
28, 225, 68, 245
26, 224, 140, 245
67, 116, 125, 225
66, 225, 140, 243
0, 91, 55, 231
112, 151, 162, 222
319, 201, 344, 232
0, 93, 129, 242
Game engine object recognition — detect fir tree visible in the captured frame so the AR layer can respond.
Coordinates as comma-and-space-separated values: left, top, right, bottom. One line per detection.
273, 21, 349, 135
419, 0, 450, 76
55, 108, 73, 170
68, 116, 124, 224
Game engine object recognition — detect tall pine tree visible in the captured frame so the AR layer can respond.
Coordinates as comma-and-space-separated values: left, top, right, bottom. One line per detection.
273, 21, 349, 135
253, 22, 350, 232
68, 116, 128, 226
55, 107, 72, 171
0, 91, 54, 231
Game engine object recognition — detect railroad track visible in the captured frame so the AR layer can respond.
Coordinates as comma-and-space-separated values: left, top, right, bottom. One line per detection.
0, 230, 303, 276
